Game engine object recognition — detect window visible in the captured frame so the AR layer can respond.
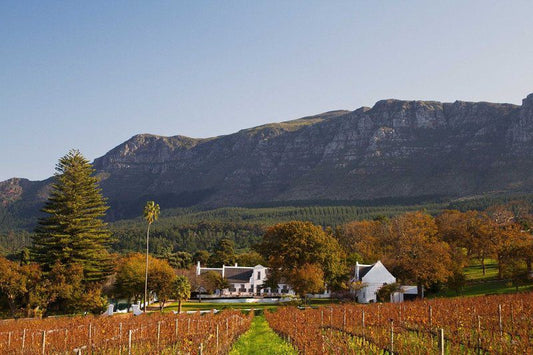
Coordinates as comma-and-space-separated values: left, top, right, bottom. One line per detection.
257, 271, 261, 279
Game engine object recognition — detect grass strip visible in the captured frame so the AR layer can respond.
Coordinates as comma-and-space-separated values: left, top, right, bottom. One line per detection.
229, 315, 297, 355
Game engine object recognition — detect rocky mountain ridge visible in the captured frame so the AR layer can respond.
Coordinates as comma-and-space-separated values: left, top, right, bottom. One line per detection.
2, 94, 533, 222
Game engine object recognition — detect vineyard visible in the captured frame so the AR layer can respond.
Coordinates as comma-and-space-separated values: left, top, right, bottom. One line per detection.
266, 292, 533, 354
0, 310, 251, 354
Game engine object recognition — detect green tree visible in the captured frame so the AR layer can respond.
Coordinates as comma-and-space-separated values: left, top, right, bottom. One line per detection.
501, 259, 530, 291
149, 257, 176, 311
32, 150, 112, 283
236, 251, 266, 266
143, 201, 160, 310
114, 253, 146, 305
163, 250, 193, 269
114, 253, 175, 310
446, 270, 467, 296
263, 269, 281, 294
201, 271, 230, 294
172, 275, 191, 314
376, 282, 401, 302
193, 250, 211, 266
209, 238, 236, 267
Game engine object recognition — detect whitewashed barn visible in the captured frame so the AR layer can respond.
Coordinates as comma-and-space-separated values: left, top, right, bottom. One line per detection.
352, 261, 418, 303
352, 260, 396, 303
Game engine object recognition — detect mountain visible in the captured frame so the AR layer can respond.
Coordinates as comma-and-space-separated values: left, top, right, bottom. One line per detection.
2, 94, 533, 224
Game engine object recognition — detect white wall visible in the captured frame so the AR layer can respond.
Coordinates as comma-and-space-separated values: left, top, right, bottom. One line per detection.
356, 261, 396, 303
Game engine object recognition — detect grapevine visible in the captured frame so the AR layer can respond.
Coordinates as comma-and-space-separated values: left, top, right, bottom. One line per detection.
0, 309, 252, 354
266, 292, 533, 354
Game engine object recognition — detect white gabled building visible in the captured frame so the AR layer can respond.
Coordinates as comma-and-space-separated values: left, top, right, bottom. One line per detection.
391, 285, 418, 303
352, 260, 396, 303
195, 262, 294, 296
352, 261, 418, 303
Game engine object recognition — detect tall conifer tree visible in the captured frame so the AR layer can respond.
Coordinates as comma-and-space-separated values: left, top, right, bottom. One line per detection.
32, 150, 112, 283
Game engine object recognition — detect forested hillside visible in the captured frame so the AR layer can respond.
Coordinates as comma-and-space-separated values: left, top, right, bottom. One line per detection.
2, 193, 533, 258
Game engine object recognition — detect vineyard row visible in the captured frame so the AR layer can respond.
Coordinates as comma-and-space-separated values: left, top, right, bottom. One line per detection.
0, 310, 252, 354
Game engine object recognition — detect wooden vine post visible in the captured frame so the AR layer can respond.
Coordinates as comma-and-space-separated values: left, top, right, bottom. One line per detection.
21, 329, 26, 353
438, 328, 444, 355
390, 319, 394, 353
128, 329, 132, 355
41, 330, 46, 355
362, 309, 365, 338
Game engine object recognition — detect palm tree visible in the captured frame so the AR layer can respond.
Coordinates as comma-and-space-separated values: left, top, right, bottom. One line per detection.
173, 276, 191, 314
143, 201, 160, 311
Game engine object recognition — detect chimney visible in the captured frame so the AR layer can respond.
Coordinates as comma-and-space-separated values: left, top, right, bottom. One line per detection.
355, 261, 359, 280
196, 261, 201, 276
235, 263, 238, 267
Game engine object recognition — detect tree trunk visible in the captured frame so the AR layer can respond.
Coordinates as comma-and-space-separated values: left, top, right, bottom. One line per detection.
178, 299, 182, 314
481, 256, 486, 276
144, 222, 151, 311
417, 283, 424, 299
497, 254, 503, 279
7, 295, 17, 318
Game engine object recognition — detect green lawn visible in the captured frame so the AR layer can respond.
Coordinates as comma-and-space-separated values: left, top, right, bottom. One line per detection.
229, 315, 297, 355
164, 298, 338, 312
433, 259, 533, 298
435, 279, 533, 298
463, 259, 499, 281
164, 301, 280, 312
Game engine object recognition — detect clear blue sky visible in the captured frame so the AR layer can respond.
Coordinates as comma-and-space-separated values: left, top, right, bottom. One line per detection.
2, 1, 532, 181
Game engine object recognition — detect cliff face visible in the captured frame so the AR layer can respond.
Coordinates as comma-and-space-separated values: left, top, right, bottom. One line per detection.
2, 95, 533, 221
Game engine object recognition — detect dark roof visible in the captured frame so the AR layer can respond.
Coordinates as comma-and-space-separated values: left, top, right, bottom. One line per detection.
358, 265, 373, 280
224, 268, 253, 283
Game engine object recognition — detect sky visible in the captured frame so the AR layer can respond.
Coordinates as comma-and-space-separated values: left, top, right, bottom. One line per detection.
1, 1, 533, 181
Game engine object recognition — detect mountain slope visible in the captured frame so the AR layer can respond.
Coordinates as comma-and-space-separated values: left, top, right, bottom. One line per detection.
2, 94, 533, 222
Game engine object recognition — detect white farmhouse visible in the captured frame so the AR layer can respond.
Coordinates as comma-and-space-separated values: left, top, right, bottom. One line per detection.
352, 261, 418, 303
352, 260, 396, 303
196, 262, 294, 296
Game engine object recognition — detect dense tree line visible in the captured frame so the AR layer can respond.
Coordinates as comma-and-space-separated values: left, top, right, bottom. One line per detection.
110, 221, 265, 256
338, 204, 533, 296
250, 204, 533, 299
3, 193, 533, 258
0, 230, 32, 256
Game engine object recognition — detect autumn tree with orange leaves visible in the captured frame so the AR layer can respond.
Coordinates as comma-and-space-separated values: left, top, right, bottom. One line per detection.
386, 211, 453, 297
256, 221, 347, 297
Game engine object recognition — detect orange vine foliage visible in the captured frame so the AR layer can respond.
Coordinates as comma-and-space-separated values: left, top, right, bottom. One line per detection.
266, 292, 533, 354
0, 309, 252, 354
